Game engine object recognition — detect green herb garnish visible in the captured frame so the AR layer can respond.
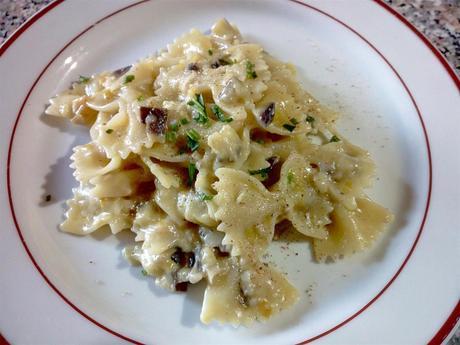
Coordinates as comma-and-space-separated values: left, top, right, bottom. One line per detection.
78, 75, 91, 84
137, 95, 145, 102
306, 115, 315, 123
289, 118, 299, 125
211, 104, 233, 123
165, 131, 177, 142
169, 121, 181, 132
287, 170, 294, 184
105, 129, 114, 134
198, 192, 214, 201
188, 163, 198, 186
124, 74, 135, 84
141, 269, 148, 276
187, 94, 209, 124
186, 129, 201, 152
180, 118, 190, 125
249, 167, 270, 180
330, 135, 340, 142
208, 49, 213, 56
246, 60, 257, 79
283, 123, 296, 132
219, 58, 233, 66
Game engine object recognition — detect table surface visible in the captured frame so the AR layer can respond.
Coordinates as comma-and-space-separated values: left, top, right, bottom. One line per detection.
0, 0, 459, 344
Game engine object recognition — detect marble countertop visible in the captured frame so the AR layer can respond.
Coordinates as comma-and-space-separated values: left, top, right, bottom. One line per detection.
0, 0, 458, 343
1, 0, 459, 75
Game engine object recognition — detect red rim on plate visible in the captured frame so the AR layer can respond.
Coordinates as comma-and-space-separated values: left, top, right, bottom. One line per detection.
1, 0, 458, 343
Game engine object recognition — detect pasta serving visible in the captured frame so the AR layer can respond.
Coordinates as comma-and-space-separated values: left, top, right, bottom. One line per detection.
45, 19, 393, 325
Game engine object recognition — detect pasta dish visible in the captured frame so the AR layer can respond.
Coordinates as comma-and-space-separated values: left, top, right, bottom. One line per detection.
45, 19, 393, 325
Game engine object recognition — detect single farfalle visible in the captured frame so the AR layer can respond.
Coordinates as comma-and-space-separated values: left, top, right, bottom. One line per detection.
212, 168, 280, 257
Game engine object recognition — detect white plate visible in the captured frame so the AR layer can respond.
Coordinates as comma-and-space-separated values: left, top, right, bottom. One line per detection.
1, 0, 459, 344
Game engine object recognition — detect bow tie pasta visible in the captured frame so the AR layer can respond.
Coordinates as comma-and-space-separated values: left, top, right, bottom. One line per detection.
46, 19, 393, 325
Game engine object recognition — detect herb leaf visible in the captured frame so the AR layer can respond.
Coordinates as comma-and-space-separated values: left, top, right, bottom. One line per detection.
283, 123, 296, 132
198, 192, 214, 201
186, 129, 201, 152
246, 60, 257, 79
78, 75, 91, 84
211, 104, 233, 123
169, 121, 181, 132
165, 131, 177, 142
105, 129, 114, 134
287, 170, 294, 184
187, 94, 209, 124
141, 269, 148, 276
188, 163, 198, 186
249, 167, 270, 180
330, 135, 340, 142
306, 115, 315, 123
208, 49, 213, 56
137, 95, 145, 102
180, 118, 189, 125
289, 118, 299, 125
124, 74, 135, 84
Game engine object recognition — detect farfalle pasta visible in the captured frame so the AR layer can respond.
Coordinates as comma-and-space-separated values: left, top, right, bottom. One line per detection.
45, 19, 393, 325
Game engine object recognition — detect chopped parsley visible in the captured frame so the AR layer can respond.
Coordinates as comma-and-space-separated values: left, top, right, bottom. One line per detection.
141, 269, 148, 276
208, 49, 213, 56
289, 118, 299, 125
186, 129, 201, 152
105, 129, 114, 134
219, 58, 233, 66
249, 167, 270, 180
137, 95, 145, 102
287, 170, 294, 184
187, 94, 209, 124
188, 163, 198, 186
165, 131, 177, 142
330, 135, 340, 142
211, 104, 233, 123
306, 115, 315, 123
78, 75, 91, 84
246, 60, 257, 79
169, 121, 181, 132
123, 74, 135, 84
165, 120, 182, 142
283, 123, 296, 132
198, 192, 214, 201
180, 118, 190, 125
